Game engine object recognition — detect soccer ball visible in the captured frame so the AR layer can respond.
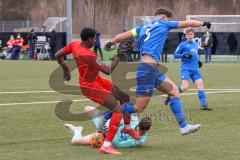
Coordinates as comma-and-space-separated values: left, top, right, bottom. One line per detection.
90, 132, 105, 148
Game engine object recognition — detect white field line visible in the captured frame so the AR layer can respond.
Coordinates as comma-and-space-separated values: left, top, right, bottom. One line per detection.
0, 99, 89, 106
188, 89, 240, 91
0, 88, 240, 94
0, 90, 240, 106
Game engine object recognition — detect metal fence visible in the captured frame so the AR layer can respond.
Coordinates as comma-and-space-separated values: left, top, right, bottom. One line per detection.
186, 15, 240, 32
0, 21, 36, 32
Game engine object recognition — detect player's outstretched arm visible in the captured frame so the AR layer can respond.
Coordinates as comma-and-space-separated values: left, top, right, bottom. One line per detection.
55, 48, 71, 81
178, 20, 211, 29
105, 31, 133, 51
112, 30, 133, 44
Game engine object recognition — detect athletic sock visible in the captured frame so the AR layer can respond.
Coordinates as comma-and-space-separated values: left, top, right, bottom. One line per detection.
104, 112, 122, 146
198, 90, 207, 107
71, 129, 82, 143
170, 98, 187, 128
121, 103, 135, 115
102, 141, 112, 147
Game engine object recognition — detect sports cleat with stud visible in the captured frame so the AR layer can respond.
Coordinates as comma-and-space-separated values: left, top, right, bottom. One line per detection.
180, 124, 202, 136
99, 145, 121, 155
201, 104, 213, 111
121, 127, 141, 140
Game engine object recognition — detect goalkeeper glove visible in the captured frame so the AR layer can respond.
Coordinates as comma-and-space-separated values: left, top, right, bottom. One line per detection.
183, 54, 193, 59
202, 22, 211, 29
198, 61, 203, 68
105, 42, 114, 51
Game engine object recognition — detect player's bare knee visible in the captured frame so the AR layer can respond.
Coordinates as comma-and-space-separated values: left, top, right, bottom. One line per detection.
168, 87, 180, 98
181, 86, 188, 92
111, 105, 123, 113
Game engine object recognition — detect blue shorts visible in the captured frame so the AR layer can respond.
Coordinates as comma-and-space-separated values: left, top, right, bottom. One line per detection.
181, 69, 202, 82
136, 62, 167, 96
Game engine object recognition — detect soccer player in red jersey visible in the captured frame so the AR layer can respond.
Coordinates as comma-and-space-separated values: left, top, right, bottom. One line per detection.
55, 28, 140, 155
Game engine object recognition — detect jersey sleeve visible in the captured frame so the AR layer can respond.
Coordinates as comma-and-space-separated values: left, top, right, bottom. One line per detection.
166, 21, 179, 29
131, 24, 143, 38
112, 134, 147, 148
174, 43, 184, 59
63, 43, 73, 55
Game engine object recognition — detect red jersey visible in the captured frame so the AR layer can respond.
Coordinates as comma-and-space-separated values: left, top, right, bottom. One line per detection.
7, 39, 15, 48
63, 41, 103, 82
63, 41, 112, 105
13, 38, 24, 47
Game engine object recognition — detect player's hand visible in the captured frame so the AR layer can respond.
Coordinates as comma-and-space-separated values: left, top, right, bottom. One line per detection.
198, 60, 203, 68
203, 22, 211, 29
104, 42, 114, 51
183, 54, 192, 59
63, 67, 71, 81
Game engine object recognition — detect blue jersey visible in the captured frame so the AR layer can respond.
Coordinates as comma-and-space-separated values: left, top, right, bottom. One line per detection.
174, 40, 199, 71
131, 19, 179, 64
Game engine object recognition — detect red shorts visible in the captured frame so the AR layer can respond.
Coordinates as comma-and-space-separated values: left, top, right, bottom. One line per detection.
80, 76, 113, 105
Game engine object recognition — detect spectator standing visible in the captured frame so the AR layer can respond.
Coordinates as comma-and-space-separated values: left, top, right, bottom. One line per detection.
161, 37, 170, 63
10, 33, 24, 60
27, 28, 38, 60
7, 35, 15, 52
201, 29, 213, 63
47, 28, 57, 60
94, 31, 103, 60
132, 37, 140, 61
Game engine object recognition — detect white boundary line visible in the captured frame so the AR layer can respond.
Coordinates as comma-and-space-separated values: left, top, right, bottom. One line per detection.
0, 99, 89, 106
0, 90, 240, 106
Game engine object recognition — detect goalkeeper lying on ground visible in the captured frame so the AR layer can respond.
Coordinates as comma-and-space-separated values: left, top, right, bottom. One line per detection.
65, 106, 152, 148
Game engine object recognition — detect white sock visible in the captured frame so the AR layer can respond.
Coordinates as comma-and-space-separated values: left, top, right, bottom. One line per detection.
71, 130, 82, 143
102, 141, 112, 147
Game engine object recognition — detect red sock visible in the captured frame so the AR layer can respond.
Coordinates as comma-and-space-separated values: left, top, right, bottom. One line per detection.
123, 114, 131, 126
105, 113, 123, 142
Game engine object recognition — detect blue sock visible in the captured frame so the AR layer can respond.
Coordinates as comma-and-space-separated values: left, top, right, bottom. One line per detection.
198, 90, 207, 107
121, 103, 135, 115
170, 98, 187, 128
178, 86, 183, 93
103, 111, 113, 121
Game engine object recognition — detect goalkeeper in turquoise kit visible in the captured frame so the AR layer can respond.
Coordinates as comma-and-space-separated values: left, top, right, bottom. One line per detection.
65, 106, 151, 148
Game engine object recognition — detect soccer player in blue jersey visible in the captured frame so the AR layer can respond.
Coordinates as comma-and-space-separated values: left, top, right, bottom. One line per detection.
165, 28, 212, 111
105, 8, 212, 136
65, 106, 151, 148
